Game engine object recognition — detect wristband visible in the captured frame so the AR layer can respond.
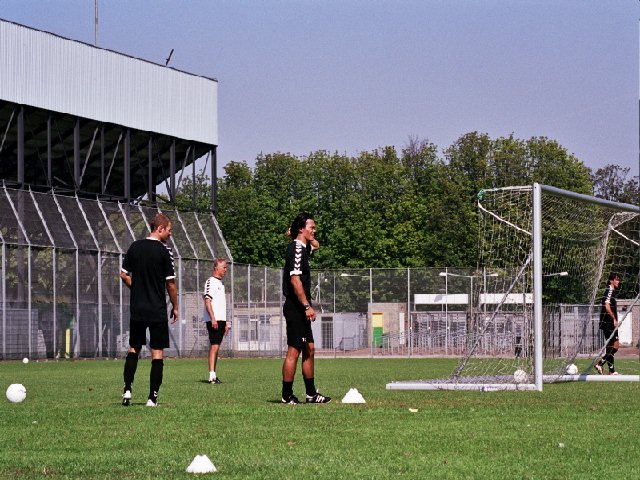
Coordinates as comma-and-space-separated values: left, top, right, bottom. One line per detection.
303, 304, 311, 311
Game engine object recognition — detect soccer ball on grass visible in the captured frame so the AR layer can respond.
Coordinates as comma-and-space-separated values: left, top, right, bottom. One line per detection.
565, 364, 579, 375
513, 369, 528, 383
6, 383, 27, 403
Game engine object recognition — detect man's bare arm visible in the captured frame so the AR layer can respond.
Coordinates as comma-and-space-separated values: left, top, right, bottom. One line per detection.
166, 279, 179, 324
291, 275, 315, 321
204, 297, 218, 329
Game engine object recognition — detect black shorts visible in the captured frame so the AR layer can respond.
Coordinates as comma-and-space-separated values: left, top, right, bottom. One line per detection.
283, 299, 314, 349
129, 320, 170, 350
206, 321, 227, 345
600, 324, 618, 344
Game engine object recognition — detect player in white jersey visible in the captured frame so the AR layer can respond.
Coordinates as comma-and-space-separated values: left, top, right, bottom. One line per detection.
203, 258, 229, 384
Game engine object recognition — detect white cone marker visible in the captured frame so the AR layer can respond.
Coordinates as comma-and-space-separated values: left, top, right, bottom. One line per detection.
186, 454, 217, 474
341, 387, 366, 403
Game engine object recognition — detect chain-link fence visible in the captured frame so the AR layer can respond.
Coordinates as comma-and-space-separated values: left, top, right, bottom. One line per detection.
1, 187, 635, 360
222, 265, 634, 359
0, 186, 230, 360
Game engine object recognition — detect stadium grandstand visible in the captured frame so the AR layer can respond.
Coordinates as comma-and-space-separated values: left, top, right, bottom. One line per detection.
0, 18, 232, 359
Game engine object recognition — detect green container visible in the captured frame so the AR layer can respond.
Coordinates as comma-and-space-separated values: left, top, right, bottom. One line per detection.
373, 326, 383, 347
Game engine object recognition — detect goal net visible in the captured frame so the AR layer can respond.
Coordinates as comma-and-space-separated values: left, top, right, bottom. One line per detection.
388, 184, 639, 391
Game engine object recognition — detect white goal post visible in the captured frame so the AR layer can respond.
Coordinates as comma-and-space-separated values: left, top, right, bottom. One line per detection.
387, 183, 640, 392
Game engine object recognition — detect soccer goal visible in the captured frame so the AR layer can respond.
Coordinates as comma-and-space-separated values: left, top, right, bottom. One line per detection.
387, 183, 639, 391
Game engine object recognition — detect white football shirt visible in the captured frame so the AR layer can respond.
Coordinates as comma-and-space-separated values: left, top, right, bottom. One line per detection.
203, 276, 226, 322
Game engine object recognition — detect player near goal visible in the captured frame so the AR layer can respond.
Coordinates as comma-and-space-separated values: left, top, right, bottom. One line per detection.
594, 272, 621, 375
281, 213, 330, 404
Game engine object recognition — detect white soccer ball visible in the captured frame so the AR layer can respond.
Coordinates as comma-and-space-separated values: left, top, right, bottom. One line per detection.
566, 364, 578, 375
6, 383, 27, 403
22, 357, 29, 364
513, 369, 528, 383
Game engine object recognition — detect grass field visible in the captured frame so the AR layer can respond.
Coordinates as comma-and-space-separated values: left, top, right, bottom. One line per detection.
1, 357, 639, 479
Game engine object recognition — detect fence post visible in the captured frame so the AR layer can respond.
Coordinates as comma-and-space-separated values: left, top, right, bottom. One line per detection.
407, 267, 411, 358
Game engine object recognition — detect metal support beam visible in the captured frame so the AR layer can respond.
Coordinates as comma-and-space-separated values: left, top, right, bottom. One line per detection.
170, 139, 176, 203
0, 107, 16, 156
124, 129, 130, 201
79, 127, 99, 188
74, 118, 80, 189
47, 115, 52, 188
2, 241, 6, 358
17, 106, 24, 186
148, 135, 153, 202
100, 126, 105, 195
212, 147, 218, 213
191, 145, 196, 209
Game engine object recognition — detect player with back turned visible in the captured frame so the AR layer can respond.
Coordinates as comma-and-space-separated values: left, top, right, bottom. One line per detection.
120, 212, 178, 407
594, 272, 621, 375
280, 213, 331, 404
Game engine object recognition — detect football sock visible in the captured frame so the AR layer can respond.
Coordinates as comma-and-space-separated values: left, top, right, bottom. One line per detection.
149, 359, 164, 400
123, 352, 138, 391
304, 377, 316, 397
603, 345, 617, 372
209, 371, 216, 381
282, 381, 294, 399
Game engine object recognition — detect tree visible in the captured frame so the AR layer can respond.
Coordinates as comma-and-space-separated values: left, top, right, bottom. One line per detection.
300, 150, 358, 268
591, 164, 640, 205
526, 137, 592, 194
400, 137, 447, 266
215, 161, 264, 264
179, 133, 619, 270
174, 172, 212, 211
252, 153, 308, 266
489, 134, 531, 188
441, 132, 494, 266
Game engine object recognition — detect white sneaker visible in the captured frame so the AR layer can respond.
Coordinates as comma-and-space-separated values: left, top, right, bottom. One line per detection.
122, 390, 132, 407
609, 371, 620, 376
146, 399, 158, 407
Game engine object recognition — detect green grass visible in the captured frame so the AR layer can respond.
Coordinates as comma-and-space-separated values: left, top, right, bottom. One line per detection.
1, 357, 639, 479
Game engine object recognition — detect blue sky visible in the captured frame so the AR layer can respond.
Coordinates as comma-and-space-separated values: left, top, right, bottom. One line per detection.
2, 0, 638, 179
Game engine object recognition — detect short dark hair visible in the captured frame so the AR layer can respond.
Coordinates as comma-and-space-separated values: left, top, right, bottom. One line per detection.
150, 212, 171, 232
608, 272, 620, 284
289, 213, 314, 239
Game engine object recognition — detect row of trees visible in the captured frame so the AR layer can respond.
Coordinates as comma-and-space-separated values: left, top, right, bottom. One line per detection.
176, 132, 639, 269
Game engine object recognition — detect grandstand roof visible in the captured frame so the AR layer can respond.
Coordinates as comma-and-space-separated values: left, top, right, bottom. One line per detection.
0, 18, 218, 205
0, 18, 217, 145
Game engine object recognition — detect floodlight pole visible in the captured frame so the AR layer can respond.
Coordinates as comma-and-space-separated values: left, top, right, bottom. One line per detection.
94, 0, 99, 47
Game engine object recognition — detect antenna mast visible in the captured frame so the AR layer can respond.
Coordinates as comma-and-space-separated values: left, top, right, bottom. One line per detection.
94, 0, 99, 46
